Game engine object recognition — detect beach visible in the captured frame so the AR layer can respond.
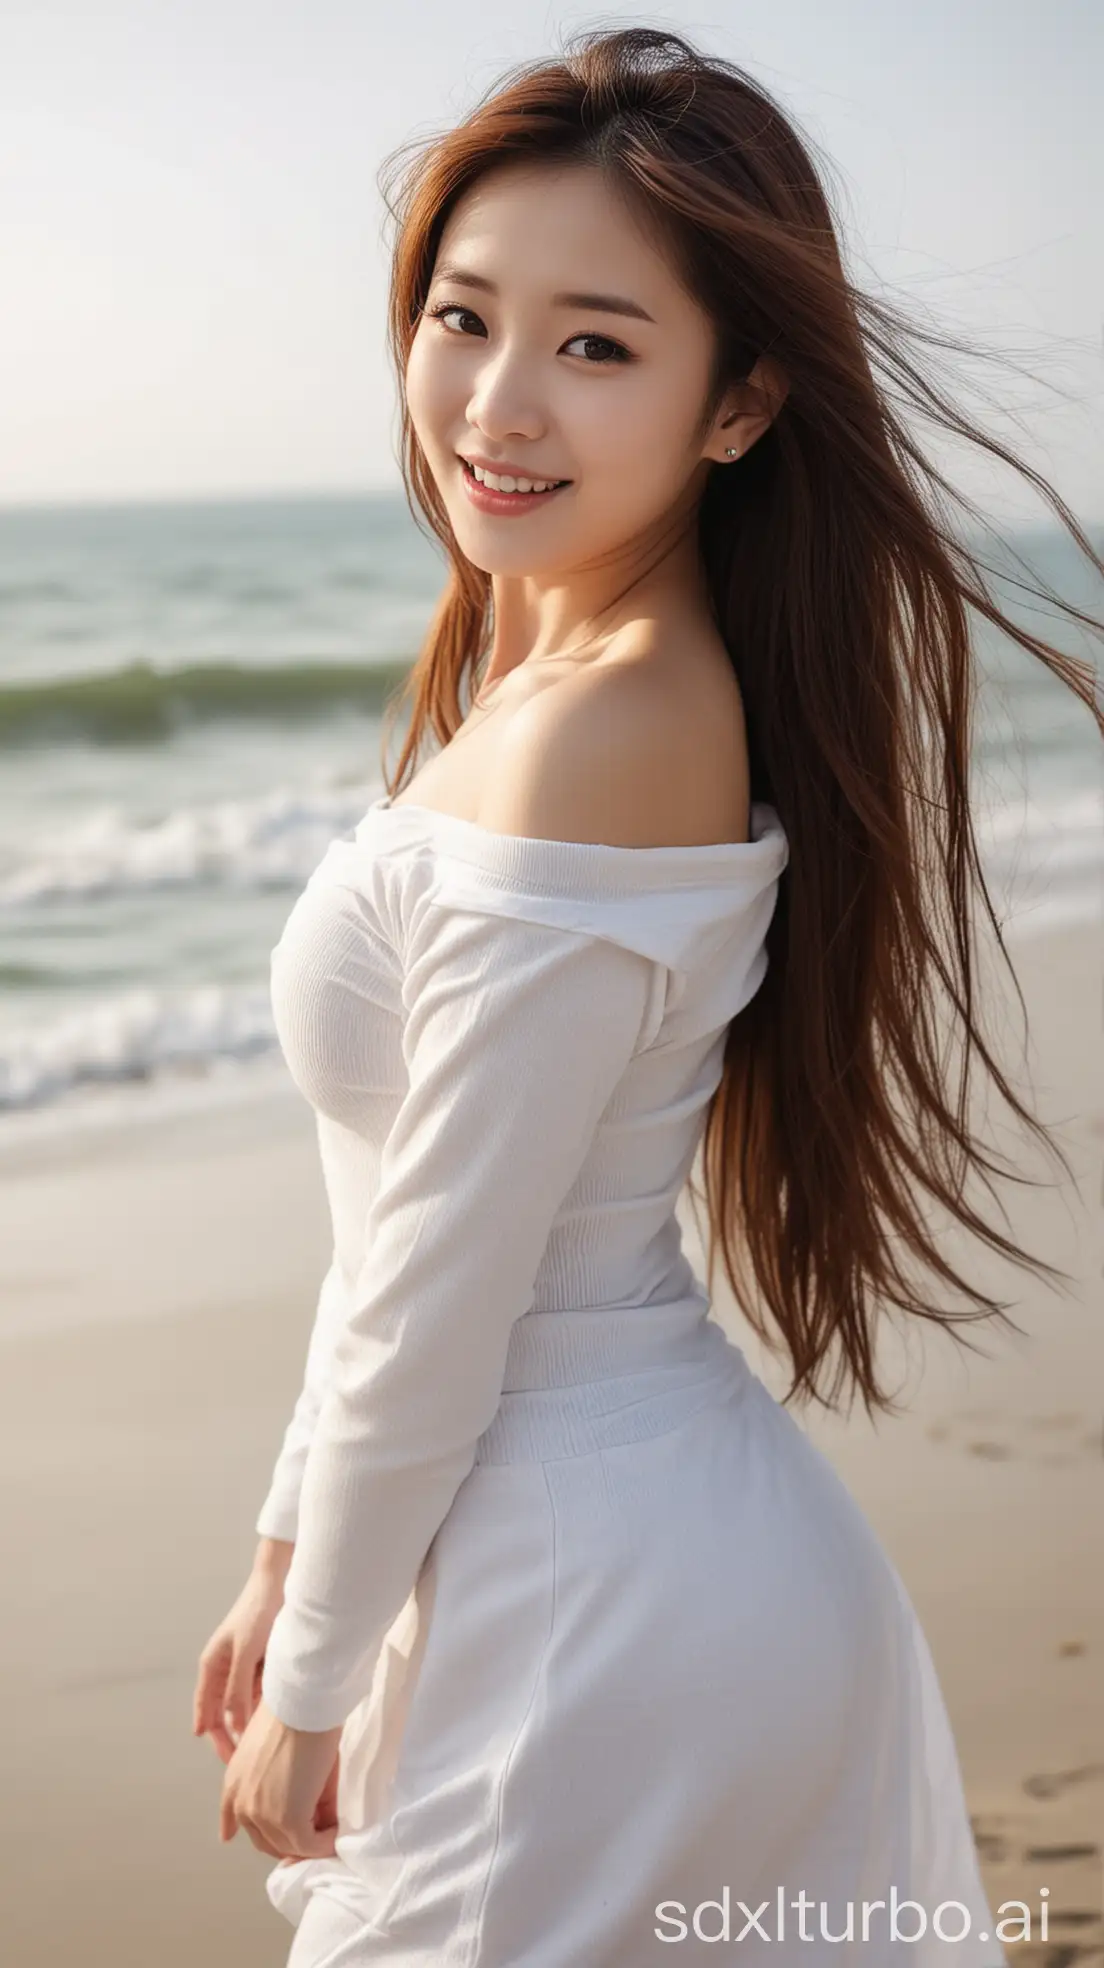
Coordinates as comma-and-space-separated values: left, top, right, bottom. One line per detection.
0, 916, 1099, 1966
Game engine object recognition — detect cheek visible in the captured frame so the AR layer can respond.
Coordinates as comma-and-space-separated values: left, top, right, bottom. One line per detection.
404, 334, 450, 448
574, 400, 681, 520
570, 373, 693, 488
569, 380, 641, 461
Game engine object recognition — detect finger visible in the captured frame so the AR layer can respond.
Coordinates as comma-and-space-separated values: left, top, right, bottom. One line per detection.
223, 1652, 256, 1741
193, 1647, 230, 1736
194, 1640, 230, 1717
203, 1717, 238, 1766
286, 1822, 340, 1860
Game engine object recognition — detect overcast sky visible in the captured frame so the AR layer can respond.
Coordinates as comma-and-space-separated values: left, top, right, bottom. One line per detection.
3, 0, 1101, 517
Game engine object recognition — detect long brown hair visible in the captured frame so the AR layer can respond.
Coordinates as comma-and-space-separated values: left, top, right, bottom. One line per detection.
375, 24, 1103, 1415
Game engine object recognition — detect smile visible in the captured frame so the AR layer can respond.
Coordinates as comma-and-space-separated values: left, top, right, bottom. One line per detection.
458, 457, 571, 515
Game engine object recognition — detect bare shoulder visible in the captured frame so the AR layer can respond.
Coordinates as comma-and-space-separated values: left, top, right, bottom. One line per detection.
480, 642, 750, 849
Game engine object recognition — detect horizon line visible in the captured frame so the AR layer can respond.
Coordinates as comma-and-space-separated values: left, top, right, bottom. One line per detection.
0, 479, 405, 517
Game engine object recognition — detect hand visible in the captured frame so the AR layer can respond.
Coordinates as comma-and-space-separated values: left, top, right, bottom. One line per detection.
193, 1545, 293, 1764
220, 1697, 343, 1861
271, 1748, 341, 1869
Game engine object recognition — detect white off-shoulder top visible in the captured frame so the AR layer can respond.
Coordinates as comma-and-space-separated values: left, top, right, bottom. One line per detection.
256, 792, 789, 1732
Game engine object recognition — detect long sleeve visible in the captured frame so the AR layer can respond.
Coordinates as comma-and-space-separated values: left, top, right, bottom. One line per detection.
255, 1252, 344, 1544
260, 897, 660, 1732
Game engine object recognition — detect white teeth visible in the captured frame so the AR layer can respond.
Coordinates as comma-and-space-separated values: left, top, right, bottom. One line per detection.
469, 463, 560, 494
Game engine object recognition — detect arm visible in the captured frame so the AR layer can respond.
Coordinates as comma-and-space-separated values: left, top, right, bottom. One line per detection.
255, 1254, 345, 1546
260, 901, 659, 1731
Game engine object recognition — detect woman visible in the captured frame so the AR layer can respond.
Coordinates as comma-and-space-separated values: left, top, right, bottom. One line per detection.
193, 26, 1102, 1965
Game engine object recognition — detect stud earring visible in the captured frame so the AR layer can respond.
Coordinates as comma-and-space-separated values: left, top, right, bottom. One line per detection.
724, 447, 738, 457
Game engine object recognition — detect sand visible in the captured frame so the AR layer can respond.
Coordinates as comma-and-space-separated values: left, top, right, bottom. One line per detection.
0, 921, 1100, 1967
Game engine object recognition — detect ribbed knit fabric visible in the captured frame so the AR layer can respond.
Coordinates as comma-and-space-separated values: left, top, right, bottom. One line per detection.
254, 793, 1006, 1967
258, 793, 788, 1731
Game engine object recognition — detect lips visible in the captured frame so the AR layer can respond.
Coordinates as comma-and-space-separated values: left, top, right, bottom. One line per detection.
457, 457, 571, 516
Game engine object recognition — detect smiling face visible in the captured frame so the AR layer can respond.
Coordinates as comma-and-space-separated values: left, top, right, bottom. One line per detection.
405, 161, 748, 584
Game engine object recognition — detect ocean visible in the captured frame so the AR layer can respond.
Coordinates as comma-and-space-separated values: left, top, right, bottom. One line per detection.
0, 492, 1100, 1132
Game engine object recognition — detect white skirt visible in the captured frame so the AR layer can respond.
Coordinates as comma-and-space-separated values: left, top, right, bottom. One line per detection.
265, 1302, 1005, 1966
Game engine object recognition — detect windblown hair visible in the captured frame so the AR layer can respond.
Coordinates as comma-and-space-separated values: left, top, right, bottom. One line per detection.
376, 25, 1104, 1415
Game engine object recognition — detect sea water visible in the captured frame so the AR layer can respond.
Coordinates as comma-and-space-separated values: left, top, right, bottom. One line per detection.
0, 493, 1100, 1124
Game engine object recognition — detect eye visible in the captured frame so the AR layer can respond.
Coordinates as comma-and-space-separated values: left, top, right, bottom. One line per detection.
425, 303, 486, 337
424, 304, 633, 366
562, 333, 633, 366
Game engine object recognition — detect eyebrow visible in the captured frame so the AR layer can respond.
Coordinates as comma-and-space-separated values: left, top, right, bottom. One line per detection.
429, 263, 655, 324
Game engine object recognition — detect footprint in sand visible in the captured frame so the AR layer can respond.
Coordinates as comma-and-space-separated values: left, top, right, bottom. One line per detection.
1024, 1844, 1101, 1864
1023, 1765, 1104, 1802
924, 1409, 1101, 1467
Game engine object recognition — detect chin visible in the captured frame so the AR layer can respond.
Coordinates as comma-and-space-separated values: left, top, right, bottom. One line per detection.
449, 524, 562, 580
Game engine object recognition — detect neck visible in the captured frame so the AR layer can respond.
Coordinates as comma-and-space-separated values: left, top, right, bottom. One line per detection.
485, 499, 710, 683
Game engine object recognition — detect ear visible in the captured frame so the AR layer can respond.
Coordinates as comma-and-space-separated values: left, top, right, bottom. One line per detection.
702, 354, 789, 465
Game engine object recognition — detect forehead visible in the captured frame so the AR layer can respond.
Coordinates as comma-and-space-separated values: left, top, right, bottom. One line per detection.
434, 162, 683, 307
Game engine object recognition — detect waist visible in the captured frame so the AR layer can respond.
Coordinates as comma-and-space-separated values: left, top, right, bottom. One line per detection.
475, 1297, 752, 1464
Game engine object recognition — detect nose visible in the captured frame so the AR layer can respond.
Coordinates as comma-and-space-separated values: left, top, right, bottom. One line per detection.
465, 345, 545, 445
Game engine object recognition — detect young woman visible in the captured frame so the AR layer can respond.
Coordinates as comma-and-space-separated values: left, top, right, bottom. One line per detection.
193, 26, 1102, 1965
